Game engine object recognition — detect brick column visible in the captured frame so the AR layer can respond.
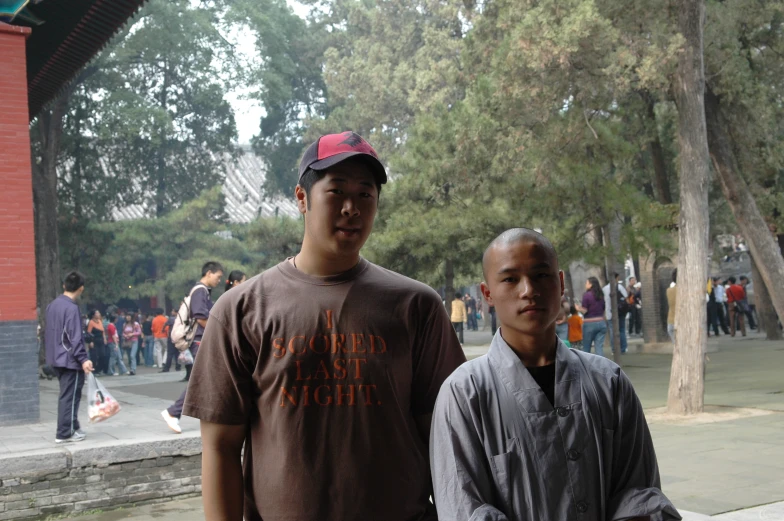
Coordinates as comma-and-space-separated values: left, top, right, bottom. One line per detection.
0, 22, 40, 425
640, 253, 674, 344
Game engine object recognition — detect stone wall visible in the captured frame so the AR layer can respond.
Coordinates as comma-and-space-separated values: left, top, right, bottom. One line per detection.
0, 321, 39, 425
0, 437, 202, 520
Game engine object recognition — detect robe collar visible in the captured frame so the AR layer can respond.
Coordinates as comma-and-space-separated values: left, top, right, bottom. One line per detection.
487, 329, 582, 413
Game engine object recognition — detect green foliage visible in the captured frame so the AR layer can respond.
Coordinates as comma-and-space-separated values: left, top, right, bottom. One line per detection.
69, 187, 305, 308
244, 214, 304, 269
88, 0, 238, 217
230, 0, 329, 196
50, 0, 784, 302
74, 188, 253, 306
701, 0, 784, 231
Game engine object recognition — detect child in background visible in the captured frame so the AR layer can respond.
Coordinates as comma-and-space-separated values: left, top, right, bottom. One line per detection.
568, 304, 583, 350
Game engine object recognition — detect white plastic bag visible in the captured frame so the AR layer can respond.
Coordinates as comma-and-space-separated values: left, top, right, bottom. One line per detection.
178, 349, 194, 365
87, 373, 121, 423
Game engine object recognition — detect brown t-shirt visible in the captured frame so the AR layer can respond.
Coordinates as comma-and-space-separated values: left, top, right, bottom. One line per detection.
183, 258, 466, 521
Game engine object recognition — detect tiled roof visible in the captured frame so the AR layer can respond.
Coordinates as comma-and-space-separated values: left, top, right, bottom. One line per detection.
110, 146, 300, 223
18, 0, 148, 119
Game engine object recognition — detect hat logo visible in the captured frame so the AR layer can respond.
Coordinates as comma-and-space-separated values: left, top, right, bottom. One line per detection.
338, 132, 364, 147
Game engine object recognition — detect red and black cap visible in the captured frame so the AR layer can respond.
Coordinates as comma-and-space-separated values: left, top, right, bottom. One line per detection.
298, 131, 387, 184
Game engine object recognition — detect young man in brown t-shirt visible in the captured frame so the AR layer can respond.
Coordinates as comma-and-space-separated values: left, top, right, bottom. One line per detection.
183, 131, 466, 521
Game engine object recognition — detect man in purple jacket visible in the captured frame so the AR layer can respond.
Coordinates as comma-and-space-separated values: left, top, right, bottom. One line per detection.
45, 271, 94, 443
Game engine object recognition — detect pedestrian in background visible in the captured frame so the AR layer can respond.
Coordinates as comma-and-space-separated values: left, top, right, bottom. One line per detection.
576, 277, 607, 356
667, 270, 677, 343
627, 277, 642, 335
44, 271, 94, 443
87, 310, 109, 375
451, 291, 467, 344
465, 293, 479, 331
107, 314, 127, 376
160, 309, 181, 373
142, 313, 155, 367
555, 307, 569, 344
726, 276, 747, 337
713, 276, 731, 335
224, 270, 246, 292
707, 278, 721, 337
739, 276, 758, 330
161, 261, 223, 433
122, 313, 141, 375
151, 308, 168, 368
603, 273, 629, 354
568, 304, 583, 350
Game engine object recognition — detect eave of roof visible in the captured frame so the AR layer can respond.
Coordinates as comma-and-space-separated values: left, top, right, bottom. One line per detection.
18, 0, 147, 120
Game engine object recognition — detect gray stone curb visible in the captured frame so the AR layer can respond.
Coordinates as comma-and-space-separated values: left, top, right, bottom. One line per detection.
0, 433, 201, 479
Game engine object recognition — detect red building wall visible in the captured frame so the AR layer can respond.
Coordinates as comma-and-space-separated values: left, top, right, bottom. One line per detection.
0, 23, 36, 322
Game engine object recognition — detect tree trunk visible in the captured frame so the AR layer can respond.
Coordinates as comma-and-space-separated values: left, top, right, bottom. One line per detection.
564, 267, 576, 307
603, 220, 623, 366
156, 59, 170, 218
667, 0, 709, 415
704, 87, 784, 336
632, 254, 640, 283
32, 95, 71, 366
444, 258, 455, 308
646, 97, 674, 205
750, 254, 781, 340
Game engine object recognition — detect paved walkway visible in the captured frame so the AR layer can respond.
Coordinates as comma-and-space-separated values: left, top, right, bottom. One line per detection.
0, 368, 200, 456
2, 332, 782, 520
65, 497, 784, 521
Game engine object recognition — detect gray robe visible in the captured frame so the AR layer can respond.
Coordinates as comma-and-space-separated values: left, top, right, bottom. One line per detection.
430, 333, 680, 521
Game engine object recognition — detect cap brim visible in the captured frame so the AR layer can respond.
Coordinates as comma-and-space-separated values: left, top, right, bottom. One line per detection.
307, 151, 387, 184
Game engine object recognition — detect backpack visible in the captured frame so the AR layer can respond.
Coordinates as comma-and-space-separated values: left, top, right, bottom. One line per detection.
617, 287, 630, 315
170, 284, 207, 351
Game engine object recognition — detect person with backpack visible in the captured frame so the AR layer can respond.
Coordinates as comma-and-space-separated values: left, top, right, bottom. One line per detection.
160, 309, 182, 373
160, 261, 223, 433
603, 273, 629, 354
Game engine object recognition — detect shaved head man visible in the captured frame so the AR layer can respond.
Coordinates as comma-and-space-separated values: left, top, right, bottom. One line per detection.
480, 227, 565, 366
430, 228, 679, 521
482, 228, 559, 280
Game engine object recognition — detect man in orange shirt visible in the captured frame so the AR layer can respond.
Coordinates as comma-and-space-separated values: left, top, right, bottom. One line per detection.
151, 309, 169, 368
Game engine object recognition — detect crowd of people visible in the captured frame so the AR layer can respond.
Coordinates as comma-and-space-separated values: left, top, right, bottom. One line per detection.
547, 268, 759, 355
76, 270, 249, 380
42, 130, 685, 521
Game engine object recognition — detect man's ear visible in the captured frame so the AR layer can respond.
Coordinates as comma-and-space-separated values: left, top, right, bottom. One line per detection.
295, 185, 307, 214
480, 282, 493, 306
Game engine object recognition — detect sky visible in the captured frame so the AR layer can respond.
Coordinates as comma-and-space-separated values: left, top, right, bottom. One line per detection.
227, 1, 310, 145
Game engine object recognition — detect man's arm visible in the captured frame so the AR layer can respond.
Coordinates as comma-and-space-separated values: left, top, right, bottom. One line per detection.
431, 383, 509, 521
607, 371, 680, 521
201, 421, 245, 521
66, 308, 89, 364
197, 318, 208, 328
